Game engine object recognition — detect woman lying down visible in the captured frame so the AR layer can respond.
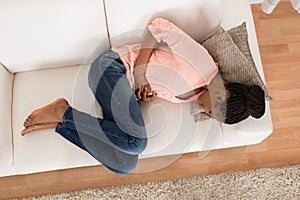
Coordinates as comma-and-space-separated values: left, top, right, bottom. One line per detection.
21, 18, 265, 174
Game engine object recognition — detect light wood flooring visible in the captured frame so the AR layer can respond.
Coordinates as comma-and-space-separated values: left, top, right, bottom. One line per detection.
1, 2, 300, 199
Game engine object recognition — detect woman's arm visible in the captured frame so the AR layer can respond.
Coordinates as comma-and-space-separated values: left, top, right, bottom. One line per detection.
147, 18, 218, 86
134, 29, 158, 101
135, 29, 157, 67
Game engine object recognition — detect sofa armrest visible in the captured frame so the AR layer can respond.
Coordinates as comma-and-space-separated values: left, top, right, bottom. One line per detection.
0, 63, 15, 176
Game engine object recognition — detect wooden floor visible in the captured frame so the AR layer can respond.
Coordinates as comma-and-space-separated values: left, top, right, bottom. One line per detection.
1, 2, 300, 199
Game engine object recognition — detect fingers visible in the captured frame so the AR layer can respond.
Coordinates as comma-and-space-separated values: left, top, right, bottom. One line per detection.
135, 85, 147, 100
142, 86, 148, 100
135, 84, 157, 102
143, 90, 157, 102
144, 84, 152, 96
135, 85, 143, 100
136, 85, 148, 101
141, 86, 157, 102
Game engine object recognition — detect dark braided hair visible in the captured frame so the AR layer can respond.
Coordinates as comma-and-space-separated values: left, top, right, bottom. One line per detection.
224, 83, 265, 124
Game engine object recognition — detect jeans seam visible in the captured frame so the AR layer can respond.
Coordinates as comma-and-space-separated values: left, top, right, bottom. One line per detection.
62, 118, 137, 145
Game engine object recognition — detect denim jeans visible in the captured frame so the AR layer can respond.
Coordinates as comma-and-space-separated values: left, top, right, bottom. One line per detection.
55, 50, 147, 174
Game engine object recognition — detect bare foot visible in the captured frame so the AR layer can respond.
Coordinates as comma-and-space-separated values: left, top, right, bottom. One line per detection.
21, 122, 58, 136
23, 98, 69, 127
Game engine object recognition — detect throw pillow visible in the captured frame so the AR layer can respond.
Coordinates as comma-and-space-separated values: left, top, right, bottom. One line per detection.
192, 22, 271, 123
201, 22, 271, 100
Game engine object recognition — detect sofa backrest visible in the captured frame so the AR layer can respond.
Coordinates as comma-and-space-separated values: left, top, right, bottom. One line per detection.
105, 0, 222, 47
0, 0, 221, 73
0, 0, 110, 73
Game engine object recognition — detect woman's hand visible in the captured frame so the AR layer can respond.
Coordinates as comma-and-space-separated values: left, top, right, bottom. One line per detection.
135, 84, 157, 102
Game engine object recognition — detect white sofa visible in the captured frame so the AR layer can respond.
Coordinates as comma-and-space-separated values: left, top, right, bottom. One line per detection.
0, 0, 273, 177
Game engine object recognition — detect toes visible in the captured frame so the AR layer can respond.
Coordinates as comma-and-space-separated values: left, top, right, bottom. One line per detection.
21, 125, 36, 136
23, 119, 30, 127
23, 115, 35, 127
25, 117, 32, 123
21, 123, 37, 136
23, 119, 32, 127
21, 123, 58, 136
21, 127, 31, 136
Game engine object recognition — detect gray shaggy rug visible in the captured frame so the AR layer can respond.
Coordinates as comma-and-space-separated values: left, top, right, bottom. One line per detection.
19, 165, 300, 200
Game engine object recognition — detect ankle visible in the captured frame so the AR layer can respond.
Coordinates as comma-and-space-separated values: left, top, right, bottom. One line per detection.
57, 106, 68, 122
55, 99, 69, 122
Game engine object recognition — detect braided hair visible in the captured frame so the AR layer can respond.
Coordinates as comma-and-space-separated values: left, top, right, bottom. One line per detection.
224, 83, 265, 124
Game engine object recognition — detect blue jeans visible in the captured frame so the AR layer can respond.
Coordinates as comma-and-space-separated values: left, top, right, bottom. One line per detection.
55, 50, 147, 174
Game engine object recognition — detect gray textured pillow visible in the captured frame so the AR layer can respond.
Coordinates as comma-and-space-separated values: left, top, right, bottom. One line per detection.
201, 22, 271, 100
227, 22, 254, 65
192, 22, 271, 123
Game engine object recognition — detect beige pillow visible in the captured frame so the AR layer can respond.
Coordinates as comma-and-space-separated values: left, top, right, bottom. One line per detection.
227, 22, 254, 65
201, 22, 271, 100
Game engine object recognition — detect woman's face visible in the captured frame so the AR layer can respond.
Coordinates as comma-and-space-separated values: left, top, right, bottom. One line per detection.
198, 90, 227, 122
198, 74, 227, 122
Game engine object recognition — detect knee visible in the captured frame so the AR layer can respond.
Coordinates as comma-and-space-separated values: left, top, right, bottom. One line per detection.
88, 51, 110, 93
129, 136, 148, 154
88, 52, 109, 82
88, 50, 124, 93
127, 119, 148, 154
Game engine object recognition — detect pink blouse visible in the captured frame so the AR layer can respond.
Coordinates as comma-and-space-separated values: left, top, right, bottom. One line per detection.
112, 18, 218, 103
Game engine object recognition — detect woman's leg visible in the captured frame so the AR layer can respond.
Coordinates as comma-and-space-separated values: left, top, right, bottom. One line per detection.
58, 50, 147, 172
60, 50, 146, 154
60, 106, 147, 155
55, 124, 133, 174
22, 50, 147, 173
88, 50, 146, 138
23, 51, 147, 154
22, 100, 142, 173
55, 122, 88, 152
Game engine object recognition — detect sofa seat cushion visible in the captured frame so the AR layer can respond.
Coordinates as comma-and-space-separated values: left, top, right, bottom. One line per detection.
12, 61, 227, 174
12, 65, 100, 175
12, 63, 273, 175
0, 64, 14, 177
